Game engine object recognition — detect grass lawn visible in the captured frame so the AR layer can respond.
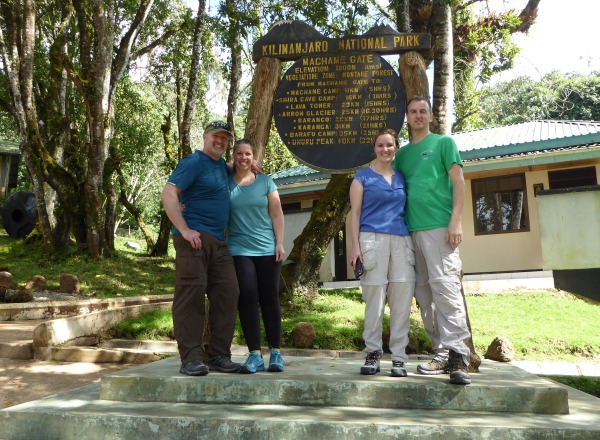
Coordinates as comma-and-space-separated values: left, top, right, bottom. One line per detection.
109, 287, 600, 364
0, 231, 175, 298
467, 291, 600, 362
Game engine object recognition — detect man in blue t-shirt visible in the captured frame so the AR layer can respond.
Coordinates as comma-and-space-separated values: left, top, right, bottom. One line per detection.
161, 121, 241, 376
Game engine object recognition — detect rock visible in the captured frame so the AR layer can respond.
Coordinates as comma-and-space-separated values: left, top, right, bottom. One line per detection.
292, 322, 316, 348
0, 271, 13, 289
59, 274, 81, 294
468, 352, 482, 373
485, 336, 515, 362
25, 275, 47, 292
125, 241, 141, 250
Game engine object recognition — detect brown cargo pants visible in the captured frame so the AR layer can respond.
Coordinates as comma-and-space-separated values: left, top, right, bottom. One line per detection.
172, 232, 240, 364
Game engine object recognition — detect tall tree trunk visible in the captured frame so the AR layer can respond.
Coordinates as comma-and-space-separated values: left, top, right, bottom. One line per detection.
5, 0, 55, 254
431, 0, 479, 370
180, 0, 206, 158
396, 0, 410, 33
151, 113, 177, 257
116, 170, 155, 251
103, 167, 117, 257
224, 0, 242, 161
431, 0, 453, 134
399, 51, 430, 141
243, 57, 281, 164
151, 211, 173, 257
1, 0, 155, 258
399, 51, 430, 100
281, 174, 352, 296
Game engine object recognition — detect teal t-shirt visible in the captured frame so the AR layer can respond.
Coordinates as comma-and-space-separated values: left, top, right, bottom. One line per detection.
167, 150, 230, 240
227, 174, 277, 256
394, 133, 462, 231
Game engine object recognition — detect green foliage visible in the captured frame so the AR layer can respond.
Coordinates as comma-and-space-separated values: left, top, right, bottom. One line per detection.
108, 309, 175, 340
262, 124, 299, 175
548, 376, 600, 398
477, 71, 600, 127
112, 78, 172, 229
452, 2, 524, 131
454, 6, 522, 82
466, 291, 600, 362
278, 289, 366, 350
0, 230, 175, 298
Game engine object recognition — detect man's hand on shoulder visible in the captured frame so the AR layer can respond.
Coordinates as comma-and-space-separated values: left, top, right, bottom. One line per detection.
251, 160, 262, 174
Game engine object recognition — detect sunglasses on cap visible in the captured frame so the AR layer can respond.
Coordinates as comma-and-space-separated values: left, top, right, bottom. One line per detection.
204, 121, 233, 136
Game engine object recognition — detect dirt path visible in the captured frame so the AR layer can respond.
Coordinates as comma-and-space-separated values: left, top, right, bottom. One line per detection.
0, 358, 131, 409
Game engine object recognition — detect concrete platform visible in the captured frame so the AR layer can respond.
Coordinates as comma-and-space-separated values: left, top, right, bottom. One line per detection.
99, 356, 569, 414
2, 355, 599, 440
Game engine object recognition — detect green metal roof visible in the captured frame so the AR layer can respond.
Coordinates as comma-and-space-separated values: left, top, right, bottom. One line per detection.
0, 139, 19, 155
454, 120, 600, 161
270, 164, 331, 186
272, 120, 600, 190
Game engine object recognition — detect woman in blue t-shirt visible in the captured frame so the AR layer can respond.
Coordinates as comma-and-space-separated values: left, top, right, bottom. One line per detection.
349, 128, 416, 377
227, 139, 286, 373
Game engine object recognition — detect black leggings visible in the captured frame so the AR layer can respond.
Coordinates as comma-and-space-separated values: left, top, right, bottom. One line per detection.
233, 255, 282, 352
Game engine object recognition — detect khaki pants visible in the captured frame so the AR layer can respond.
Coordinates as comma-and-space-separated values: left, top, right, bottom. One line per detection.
359, 232, 415, 362
412, 228, 471, 363
172, 232, 240, 364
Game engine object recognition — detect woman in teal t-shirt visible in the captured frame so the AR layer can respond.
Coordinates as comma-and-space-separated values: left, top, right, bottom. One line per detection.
227, 139, 286, 374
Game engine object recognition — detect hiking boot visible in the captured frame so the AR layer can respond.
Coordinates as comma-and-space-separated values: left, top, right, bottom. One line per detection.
360, 351, 381, 375
267, 349, 285, 372
239, 352, 265, 374
391, 360, 407, 377
417, 356, 449, 375
448, 349, 471, 385
179, 359, 209, 376
207, 355, 241, 373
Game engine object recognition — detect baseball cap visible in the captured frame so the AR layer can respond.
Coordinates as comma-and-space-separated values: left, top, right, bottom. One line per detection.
204, 120, 234, 137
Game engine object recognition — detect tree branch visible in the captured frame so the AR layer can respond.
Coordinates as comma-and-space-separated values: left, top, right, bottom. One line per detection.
112, 0, 155, 88
132, 28, 178, 60
516, 0, 541, 33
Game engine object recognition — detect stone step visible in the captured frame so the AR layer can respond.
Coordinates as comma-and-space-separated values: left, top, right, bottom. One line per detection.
97, 356, 569, 414
0, 342, 32, 360
2, 382, 599, 440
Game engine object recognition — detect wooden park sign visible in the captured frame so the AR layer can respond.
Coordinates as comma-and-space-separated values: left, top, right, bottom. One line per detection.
253, 21, 431, 172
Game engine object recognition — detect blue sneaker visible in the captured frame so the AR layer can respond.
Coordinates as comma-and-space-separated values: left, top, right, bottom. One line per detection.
268, 349, 284, 372
239, 352, 265, 374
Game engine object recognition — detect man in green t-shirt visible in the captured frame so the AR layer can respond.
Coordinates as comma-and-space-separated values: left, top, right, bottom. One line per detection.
393, 96, 471, 385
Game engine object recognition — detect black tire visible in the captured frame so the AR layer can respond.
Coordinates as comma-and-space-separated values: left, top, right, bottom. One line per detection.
1, 191, 38, 238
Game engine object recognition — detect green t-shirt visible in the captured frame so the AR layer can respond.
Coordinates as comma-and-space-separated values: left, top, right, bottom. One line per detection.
394, 133, 462, 231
